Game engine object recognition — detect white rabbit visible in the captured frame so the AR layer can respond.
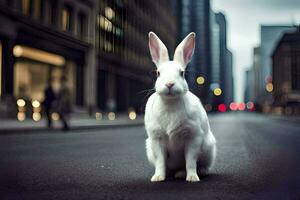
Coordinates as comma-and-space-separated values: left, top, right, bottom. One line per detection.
144, 32, 216, 182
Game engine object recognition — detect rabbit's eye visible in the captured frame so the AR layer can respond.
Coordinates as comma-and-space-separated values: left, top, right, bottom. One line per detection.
156, 70, 160, 77
180, 71, 185, 77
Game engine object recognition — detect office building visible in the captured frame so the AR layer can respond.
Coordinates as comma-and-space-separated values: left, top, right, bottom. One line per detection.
244, 68, 255, 103
214, 12, 234, 106
0, 0, 177, 118
174, 0, 213, 104
256, 25, 296, 109
0, 0, 97, 118
272, 27, 300, 115
96, 0, 177, 113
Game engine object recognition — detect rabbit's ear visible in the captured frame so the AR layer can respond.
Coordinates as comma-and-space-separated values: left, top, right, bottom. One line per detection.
174, 32, 196, 69
148, 32, 169, 66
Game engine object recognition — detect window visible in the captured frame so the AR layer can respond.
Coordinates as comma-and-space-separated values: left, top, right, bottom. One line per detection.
33, 0, 41, 19
21, 0, 32, 16
48, 0, 57, 25
97, 3, 125, 55
78, 13, 87, 40
62, 6, 72, 31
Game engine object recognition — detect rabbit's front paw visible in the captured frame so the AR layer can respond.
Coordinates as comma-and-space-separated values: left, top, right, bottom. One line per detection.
186, 173, 200, 182
151, 174, 165, 182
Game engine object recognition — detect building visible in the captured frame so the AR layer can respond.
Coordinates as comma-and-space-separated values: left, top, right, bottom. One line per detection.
174, 0, 213, 105
96, 0, 177, 113
0, 0, 97, 118
256, 25, 296, 110
252, 47, 260, 104
0, 0, 177, 119
210, 13, 220, 98
244, 68, 255, 103
169, 1, 235, 112
225, 49, 234, 104
272, 27, 300, 115
214, 12, 234, 106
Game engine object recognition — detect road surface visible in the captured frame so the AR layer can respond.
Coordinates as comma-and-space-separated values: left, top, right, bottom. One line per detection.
1, 113, 300, 200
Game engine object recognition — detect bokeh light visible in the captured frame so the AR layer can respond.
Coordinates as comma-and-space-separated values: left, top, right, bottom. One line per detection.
17, 112, 26, 121
32, 112, 41, 121
213, 88, 222, 96
13, 45, 23, 57
266, 83, 273, 92
129, 111, 137, 120
218, 104, 227, 112
51, 112, 60, 121
238, 103, 246, 111
196, 76, 205, 85
230, 102, 238, 111
32, 100, 40, 108
246, 102, 255, 111
108, 112, 116, 120
204, 104, 212, 112
265, 75, 272, 83
17, 99, 26, 107
95, 112, 102, 120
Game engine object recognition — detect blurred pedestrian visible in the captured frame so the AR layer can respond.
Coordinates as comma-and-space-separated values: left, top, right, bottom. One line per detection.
57, 76, 72, 131
43, 78, 56, 129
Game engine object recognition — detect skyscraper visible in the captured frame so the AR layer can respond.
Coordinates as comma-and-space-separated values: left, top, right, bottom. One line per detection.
174, 0, 213, 104
210, 12, 234, 109
174, 1, 233, 110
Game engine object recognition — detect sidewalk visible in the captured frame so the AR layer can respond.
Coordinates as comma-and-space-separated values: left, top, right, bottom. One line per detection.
0, 113, 144, 134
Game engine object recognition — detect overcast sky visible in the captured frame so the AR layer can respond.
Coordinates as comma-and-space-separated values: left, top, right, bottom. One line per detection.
212, 0, 300, 102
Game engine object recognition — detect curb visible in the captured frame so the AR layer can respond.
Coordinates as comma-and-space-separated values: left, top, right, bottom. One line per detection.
0, 120, 144, 134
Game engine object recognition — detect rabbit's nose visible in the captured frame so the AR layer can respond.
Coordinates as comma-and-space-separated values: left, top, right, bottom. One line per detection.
166, 83, 174, 89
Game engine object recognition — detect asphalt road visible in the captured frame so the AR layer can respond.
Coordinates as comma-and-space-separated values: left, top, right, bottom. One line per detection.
0, 113, 300, 200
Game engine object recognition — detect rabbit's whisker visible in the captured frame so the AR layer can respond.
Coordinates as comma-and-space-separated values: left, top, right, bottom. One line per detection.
138, 88, 155, 94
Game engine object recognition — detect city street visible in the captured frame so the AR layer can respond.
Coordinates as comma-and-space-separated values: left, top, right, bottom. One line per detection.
0, 113, 300, 200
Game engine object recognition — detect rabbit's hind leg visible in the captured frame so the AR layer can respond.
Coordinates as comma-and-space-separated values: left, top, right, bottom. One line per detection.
197, 140, 216, 175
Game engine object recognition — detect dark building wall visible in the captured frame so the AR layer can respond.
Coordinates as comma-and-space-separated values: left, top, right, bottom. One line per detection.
225, 49, 234, 104
272, 28, 300, 114
257, 25, 296, 107
210, 12, 233, 107
244, 68, 254, 103
174, 0, 212, 104
215, 13, 228, 104
96, 0, 177, 113
0, 0, 178, 116
0, 0, 96, 117
252, 46, 261, 104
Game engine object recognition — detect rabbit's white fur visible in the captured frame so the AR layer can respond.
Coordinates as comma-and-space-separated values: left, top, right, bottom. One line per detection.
145, 32, 216, 182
